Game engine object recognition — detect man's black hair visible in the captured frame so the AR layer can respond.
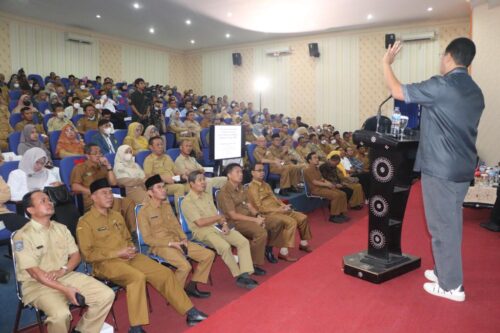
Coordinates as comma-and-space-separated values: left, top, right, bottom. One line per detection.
306, 152, 316, 163
22, 190, 43, 218
445, 37, 476, 68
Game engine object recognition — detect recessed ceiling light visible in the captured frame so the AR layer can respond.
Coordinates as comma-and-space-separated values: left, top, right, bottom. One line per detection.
225, 33, 231, 38
367, 14, 373, 20
96, 14, 101, 19
190, 39, 195, 44
227, 12, 232, 17
149, 27, 155, 34
185, 19, 191, 25
427, 7, 433, 12
133, 2, 141, 9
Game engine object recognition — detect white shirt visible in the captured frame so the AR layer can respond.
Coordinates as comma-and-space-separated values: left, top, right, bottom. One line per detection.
98, 95, 117, 113
341, 157, 352, 172
165, 107, 179, 118
7, 167, 61, 201
64, 106, 83, 119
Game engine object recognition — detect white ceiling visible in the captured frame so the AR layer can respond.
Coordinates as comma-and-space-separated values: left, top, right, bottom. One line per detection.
0, 0, 471, 51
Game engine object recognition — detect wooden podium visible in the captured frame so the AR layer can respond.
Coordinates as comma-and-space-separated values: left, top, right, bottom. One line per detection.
343, 129, 421, 283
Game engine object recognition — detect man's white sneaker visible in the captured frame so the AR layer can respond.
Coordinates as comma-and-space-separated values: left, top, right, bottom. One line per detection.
423, 282, 465, 302
424, 269, 438, 282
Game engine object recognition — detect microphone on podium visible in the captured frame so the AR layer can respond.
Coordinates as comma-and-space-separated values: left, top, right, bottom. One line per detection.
376, 95, 393, 134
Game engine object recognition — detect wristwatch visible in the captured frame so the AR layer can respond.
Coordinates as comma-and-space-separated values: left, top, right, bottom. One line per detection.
61, 265, 68, 272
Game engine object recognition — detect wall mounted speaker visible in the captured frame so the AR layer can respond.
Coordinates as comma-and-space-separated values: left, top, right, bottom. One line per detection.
232, 53, 242, 66
385, 33, 396, 49
308, 43, 320, 57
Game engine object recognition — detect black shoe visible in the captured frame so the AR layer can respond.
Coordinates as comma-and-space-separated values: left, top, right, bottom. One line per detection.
71, 330, 81, 333
236, 275, 258, 289
253, 266, 267, 276
279, 189, 290, 196
480, 221, 500, 232
265, 247, 278, 263
329, 215, 346, 223
185, 286, 211, 299
186, 308, 208, 326
128, 326, 146, 333
289, 187, 300, 193
351, 205, 363, 210
339, 214, 350, 222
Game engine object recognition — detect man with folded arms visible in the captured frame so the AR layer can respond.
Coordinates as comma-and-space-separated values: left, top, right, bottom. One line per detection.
247, 162, 313, 262
182, 170, 258, 289
77, 178, 207, 332
218, 163, 283, 272
138, 174, 215, 298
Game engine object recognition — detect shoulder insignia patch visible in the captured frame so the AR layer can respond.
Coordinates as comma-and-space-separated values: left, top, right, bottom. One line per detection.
14, 240, 24, 252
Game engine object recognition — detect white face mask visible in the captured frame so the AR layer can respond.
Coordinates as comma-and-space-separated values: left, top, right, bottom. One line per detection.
80, 85, 86, 90
56, 112, 64, 119
123, 153, 133, 161
321, 140, 327, 144
73, 103, 80, 109
103, 127, 112, 135
88, 115, 95, 120
14, 83, 19, 88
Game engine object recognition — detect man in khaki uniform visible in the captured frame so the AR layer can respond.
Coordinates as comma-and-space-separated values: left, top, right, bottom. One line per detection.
218, 164, 283, 270
137, 174, 214, 298
175, 139, 226, 195
47, 103, 75, 133
143, 136, 187, 211
15, 106, 46, 136
76, 104, 99, 135
320, 154, 364, 209
14, 190, 114, 333
253, 134, 302, 196
70, 143, 136, 231
182, 171, 258, 289
295, 136, 313, 161
77, 179, 208, 332
303, 152, 350, 223
247, 163, 313, 262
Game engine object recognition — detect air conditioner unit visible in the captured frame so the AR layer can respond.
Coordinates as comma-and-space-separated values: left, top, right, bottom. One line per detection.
400, 31, 436, 42
265, 46, 293, 57
64, 32, 94, 45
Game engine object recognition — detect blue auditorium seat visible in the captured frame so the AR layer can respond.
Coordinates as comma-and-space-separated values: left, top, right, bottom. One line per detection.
113, 129, 127, 146
166, 148, 180, 162
49, 130, 62, 160
9, 113, 22, 128
9, 90, 21, 101
135, 150, 151, 168
8, 100, 18, 113
201, 128, 210, 148
84, 130, 99, 144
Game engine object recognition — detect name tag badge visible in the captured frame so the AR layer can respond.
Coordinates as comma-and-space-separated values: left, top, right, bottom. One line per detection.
97, 226, 108, 231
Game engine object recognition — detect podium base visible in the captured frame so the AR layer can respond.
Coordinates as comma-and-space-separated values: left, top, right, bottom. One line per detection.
343, 251, 421, 284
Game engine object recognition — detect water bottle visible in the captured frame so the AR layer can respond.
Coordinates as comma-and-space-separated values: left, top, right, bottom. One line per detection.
391, 107, 401, 137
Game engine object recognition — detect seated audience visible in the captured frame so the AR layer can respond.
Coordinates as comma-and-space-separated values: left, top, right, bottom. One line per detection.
175, 139, 226, 194
168, 111, 201, 157
138, 174, 215, 297
55, 124, 85, 158
340, 147, 370, 197
123, 122, 148, 155
76, 104, 99, 135
13, 190, 114, 333
47, 103, 74, 132
113, 145, 147, 204
0, 176, 29, 232
219, 163, 283, 267
63, 96, 82, 119
0, 95, 12, 151
247, 163, 313, 261
77, 178, 207, 331
182, 171, 258, 289
91, 119, 118, 154
12, 94, 36, 114
148, 99, 166, 134
303, 152, 350, 223
15, 106, 46, 136
283, 137, 306, 166
18, 124, 52, 162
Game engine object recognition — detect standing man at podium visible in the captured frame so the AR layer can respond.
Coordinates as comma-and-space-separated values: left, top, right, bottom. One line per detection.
383, 38, 484, 302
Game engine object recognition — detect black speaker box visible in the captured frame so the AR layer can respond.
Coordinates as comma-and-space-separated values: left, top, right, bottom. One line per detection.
308, 43, 320, 57
232, 53, 242, 66
385, 34, 396, 49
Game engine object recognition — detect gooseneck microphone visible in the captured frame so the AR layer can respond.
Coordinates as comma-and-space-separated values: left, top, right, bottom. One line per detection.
376, 95, 393, 134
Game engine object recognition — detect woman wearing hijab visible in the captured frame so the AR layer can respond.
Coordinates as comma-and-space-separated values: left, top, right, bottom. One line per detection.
18, 124, 52, 160
55, 124, 85, 158
123, 122, 148, 155
7, 147, 61, 201
113, 145, 147, 204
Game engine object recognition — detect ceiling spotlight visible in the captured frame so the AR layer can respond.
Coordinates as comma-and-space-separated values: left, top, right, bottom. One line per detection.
185, 19, 191, 25
225, 33, 231, 38
133, 2, 141, 9
96, 14, 101, 19
367, 14, 373, 20
427, 7, 433, 11
190, 39, 195, 44
227, 12, 232, 17
149, 27, 155, 34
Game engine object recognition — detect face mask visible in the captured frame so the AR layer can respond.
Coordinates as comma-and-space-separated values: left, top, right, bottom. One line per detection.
104, 127, 112, 135
23, 100, 31, 106
80, 85, 86, 90
57, 112, 65, 119
123, 153, 133, 161
73, 103, 80, 109
14, 83, 20, 88
321, 140, 327, 144
88, 115, 95, 120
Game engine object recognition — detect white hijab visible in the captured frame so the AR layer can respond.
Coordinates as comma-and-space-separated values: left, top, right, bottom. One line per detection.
19, 147, 49, 191
113, 145, 146, 179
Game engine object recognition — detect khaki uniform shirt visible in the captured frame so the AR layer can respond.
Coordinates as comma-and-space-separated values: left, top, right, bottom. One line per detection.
303, 165, 324, 193
200, 118, 213, 129
175, 154, 204, 174
143, 153, 178, 178
137, 198, 186, 248
70, 160, 108, 210
268, 145, 287, 161
296, 145, 312, 160
184, 119, 201, 135
182, 190, 218, 234
14, 120, 46, 135
218, 182, 253, 224
77, 117, 99, 134
76, 207, 133, 276
47, 118, 74, 133
252, 146, 269, 163
247, 179, 284, 214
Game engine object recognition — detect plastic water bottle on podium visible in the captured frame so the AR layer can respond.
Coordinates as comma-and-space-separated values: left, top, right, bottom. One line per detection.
391, 106, 401, 137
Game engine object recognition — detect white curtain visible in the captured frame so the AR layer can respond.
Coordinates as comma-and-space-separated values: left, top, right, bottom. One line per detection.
315, 35, 360, 131
253, 46, 290, 114
392, 38, 440, 84
9, 21, 99, 78
202, 50, 233, 98
122, 44, 169, 85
